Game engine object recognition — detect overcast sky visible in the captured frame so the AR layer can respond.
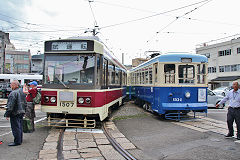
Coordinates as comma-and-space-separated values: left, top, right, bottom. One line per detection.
0, 0, 240, 65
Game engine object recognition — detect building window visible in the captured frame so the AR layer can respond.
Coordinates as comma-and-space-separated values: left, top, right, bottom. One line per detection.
24, 55, 29, 60
208, 67, 211, 73
225, 65, 231, 72
212, 67, 216, 73
237, 64, 240, 71
219, 66, 225, 72
231, 65, 237, 71
208, 67, 216, 73
218, 49, 231, 57
6, 54, 12, 59
237, 47, 240, 54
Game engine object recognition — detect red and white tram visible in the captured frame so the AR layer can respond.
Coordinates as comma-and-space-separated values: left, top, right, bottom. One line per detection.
41, 37, 127, 127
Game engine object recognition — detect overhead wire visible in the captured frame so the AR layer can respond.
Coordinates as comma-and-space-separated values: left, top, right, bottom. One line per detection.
99, 0, 211, 29
145, 0, 213, 47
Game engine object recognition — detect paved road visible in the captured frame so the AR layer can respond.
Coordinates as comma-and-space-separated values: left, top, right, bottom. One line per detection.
114, 102, 240, 160
0, 99, 49, 160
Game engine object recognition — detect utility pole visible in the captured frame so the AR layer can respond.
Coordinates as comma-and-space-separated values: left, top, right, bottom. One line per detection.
1, 35, 5, 74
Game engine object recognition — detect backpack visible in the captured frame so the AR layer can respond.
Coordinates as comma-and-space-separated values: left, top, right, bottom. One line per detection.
32, 90, 41, 104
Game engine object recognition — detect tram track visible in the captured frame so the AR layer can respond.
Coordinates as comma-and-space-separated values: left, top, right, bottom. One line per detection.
53, 120, 137, 160
172, 116, 234, 137
102, 122, 137, 160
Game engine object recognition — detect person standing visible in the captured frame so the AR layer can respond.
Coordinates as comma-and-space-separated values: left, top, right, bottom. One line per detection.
4, 80, 26, 146
23, 81, 38, 132
216, 81, 240, 140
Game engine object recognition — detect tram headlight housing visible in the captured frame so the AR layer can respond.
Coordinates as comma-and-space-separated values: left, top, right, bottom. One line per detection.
185, 92, 191, 98
85, 97, 91, 104
78, 97, 84, 104
50, 97, 56, 103
44, 96, 49, 102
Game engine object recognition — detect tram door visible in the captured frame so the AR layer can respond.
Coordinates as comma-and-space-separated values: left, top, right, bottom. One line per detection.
153, 63, 158, 85
103, 59, 108, 112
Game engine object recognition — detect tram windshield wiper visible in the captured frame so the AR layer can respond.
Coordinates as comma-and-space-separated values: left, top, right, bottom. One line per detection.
55, 75, 69, 89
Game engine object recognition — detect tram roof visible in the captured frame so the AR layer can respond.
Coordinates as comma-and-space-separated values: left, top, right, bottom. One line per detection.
44, 37, 127, 71
130, 53, 208, 72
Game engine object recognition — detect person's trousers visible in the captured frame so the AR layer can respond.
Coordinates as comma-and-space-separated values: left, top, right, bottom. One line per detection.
26, 102, 35, 132
227, 107, 240, 136
10, 114, 24, 144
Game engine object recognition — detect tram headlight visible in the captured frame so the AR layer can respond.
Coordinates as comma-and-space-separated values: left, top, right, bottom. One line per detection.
85, 97, 91, 104
78, 97, 84, 104
185, 92, 191, 98
50, 97, 56, 103
44, 96, 49, 102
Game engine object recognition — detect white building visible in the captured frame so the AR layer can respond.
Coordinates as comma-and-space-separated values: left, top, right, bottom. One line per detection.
196, 36, 240, 90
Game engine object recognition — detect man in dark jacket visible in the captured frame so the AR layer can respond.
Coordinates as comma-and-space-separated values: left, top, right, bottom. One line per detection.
4, 80, 26, 146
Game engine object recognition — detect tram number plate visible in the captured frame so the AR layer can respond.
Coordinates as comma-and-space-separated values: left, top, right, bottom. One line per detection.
60, 102, 74, 107
172, 98, 182, 102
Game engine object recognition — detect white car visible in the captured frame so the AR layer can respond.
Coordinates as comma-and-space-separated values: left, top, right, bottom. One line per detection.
207, 89, 225, 108
213, 86, 231, 97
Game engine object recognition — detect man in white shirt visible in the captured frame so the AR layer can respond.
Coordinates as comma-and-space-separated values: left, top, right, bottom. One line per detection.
216, 81, 240, 139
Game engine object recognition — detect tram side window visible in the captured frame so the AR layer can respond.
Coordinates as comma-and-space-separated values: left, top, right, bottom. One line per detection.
149, 67, 153, 84
115, 68, 119, 85
96, 56, 100, 85
197, 64, 206, 84
142, 69, 145, 84
178, 65, 195, 84
103, 59, 107, 87
164, 64, 175, 83
154, 64, 158, 83
145, 68, 149, 84
136, 72, 140, 84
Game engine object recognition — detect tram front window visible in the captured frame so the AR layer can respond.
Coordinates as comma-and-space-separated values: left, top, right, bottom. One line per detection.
178, 65, 195, 84
44, 54, 95, 85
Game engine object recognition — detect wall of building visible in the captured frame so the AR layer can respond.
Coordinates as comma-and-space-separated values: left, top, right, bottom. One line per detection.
196, 37, 240, 88
5, 50, 31, 74
132, 58, 148, 67
31, 54, 44, 73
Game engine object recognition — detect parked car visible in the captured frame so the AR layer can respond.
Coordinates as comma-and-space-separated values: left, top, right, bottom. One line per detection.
213, 86, 231, 97
207, 89, 225, 109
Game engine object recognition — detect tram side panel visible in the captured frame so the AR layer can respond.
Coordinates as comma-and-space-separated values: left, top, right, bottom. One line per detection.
134, 86, 207, 115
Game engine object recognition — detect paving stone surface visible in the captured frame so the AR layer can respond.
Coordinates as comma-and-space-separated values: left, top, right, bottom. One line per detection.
78, 138, 94, 142
39, 153, 57, 159
78, 142, 97, 149
120, 142, 136, 150
76, 133, 94, 139
93, 133, 107, 139
63, 145, 78, 151
115, 137, 130, 143
45, 136, 59, 142
39, 149, 58, 155
96, 138, 110, 145
79, 148, 100, 153
63, 140, 77, 146
80, 152, 102, 158
111, 132, 125, 138
40, 120, 136, 160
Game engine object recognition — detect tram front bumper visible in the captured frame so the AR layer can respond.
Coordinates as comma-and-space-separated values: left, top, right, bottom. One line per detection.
162, 103, 207, 111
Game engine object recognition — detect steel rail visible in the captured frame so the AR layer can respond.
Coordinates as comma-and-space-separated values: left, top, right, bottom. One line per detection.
102, 122, 137, 160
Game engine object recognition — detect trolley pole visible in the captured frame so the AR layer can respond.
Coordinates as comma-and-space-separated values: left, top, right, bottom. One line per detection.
122, 53, 124, 65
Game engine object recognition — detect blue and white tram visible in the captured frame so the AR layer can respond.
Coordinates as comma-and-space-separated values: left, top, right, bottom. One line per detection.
129, 53, 208, 119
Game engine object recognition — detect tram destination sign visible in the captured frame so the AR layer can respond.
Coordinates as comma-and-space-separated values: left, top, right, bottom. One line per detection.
45, 40, 94, 52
